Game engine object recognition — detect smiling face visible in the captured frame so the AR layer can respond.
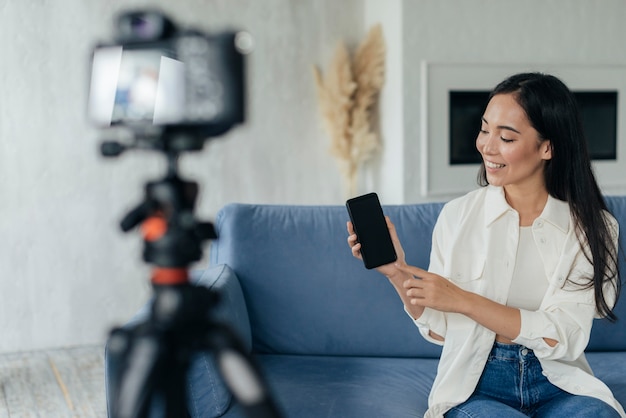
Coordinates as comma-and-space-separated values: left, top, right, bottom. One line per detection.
476, 93, 552, 194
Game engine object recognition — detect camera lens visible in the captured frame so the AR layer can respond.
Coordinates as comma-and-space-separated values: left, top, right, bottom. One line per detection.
130, 16, 147, 30
118, 12, 165, 40
130, 15, 158, 39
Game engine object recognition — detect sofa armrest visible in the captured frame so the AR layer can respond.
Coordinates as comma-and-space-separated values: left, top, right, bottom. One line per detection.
105, 264, 251, 418
190, 263, 252, 351
186, 263, 252, 418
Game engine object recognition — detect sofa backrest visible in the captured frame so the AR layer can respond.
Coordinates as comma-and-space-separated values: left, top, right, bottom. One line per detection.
588, 196, 626, 351
210, 203, 445, 358
209, 196, 626, 357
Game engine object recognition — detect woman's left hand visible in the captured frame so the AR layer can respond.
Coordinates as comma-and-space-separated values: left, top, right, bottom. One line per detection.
396, 265, 526, 343
395, 264, 468, 314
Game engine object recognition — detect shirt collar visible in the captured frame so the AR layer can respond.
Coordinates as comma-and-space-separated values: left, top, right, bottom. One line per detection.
484, 185, 571, 233
484, 186, 512, 227
538, 193, 571, 233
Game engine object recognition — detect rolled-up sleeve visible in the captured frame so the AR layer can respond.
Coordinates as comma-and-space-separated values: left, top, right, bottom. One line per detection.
405, 306, 447, 345
513, 301, 595, 360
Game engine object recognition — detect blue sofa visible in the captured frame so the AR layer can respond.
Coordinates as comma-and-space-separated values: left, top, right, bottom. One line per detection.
106, 196, 626, 417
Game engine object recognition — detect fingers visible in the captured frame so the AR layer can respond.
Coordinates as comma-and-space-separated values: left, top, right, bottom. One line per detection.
346, 221, 362, 259
346, 222, 358, 247
350, 242, 361, 258
347, 221, 355, 235
396, 264, 429, 291
395, 263, 428, 279
347, 234, 357, 246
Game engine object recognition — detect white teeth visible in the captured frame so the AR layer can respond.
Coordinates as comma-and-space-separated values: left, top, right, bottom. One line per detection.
485, 161, 505, 169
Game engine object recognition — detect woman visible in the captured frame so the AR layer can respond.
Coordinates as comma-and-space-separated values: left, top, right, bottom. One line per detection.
348, 73, 624, 417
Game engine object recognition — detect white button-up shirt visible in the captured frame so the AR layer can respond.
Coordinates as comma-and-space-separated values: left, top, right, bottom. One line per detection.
410, 186, 624, 417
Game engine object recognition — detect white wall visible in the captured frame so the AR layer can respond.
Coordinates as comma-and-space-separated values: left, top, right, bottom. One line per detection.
363, 0, 405, 204
2, 0, 626, 353
0, 0, 363, 354
398, 0, 626, 203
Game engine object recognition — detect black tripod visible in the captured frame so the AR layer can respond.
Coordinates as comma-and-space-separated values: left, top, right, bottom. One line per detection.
106, 147, 283, 418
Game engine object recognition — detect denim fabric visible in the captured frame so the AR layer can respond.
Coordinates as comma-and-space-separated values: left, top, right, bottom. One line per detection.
445, 342, 620, 417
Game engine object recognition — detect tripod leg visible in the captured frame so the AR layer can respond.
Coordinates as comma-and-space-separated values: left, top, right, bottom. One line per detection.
208, 325, 283, 418
109, 328, 160, 418
110, 326, 188, 418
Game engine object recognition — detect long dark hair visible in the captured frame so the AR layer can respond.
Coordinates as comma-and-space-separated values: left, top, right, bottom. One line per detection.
478, 72, 620, 320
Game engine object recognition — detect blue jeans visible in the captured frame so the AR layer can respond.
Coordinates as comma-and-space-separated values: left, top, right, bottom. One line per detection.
445, 342, 620, 418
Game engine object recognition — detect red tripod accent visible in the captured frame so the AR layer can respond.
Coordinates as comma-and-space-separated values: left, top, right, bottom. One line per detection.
141, 215, 189, 285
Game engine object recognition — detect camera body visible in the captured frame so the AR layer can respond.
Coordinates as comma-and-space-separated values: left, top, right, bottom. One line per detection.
88, 10, 248, 145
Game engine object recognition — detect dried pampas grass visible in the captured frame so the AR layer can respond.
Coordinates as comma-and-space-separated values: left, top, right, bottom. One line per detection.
313, 24, 386, 197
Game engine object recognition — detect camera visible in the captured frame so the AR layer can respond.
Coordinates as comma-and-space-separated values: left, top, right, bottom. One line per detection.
88, 10, 251, 150
94, 11, 283, 418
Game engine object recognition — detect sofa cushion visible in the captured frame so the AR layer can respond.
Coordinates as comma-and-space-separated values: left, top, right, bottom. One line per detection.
212, 351, 625, 417
586, 351, 626, 407
218, 354, 438, 418
210, 203, 445, 358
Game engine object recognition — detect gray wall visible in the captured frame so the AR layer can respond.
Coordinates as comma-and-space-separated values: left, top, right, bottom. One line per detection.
2, 0, 626, 353
0, 0, 363, 354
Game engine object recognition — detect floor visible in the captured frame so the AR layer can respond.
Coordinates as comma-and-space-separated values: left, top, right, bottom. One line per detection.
0, 346, 106, 418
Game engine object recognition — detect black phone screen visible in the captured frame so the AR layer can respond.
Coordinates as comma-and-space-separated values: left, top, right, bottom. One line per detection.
346, 192, 397, 269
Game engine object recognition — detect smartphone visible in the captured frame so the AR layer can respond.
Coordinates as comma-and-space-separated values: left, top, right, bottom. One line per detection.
346, 192, 397, 269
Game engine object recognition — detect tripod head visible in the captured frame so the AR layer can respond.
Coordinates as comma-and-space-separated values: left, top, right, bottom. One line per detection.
117, 149, 215, 278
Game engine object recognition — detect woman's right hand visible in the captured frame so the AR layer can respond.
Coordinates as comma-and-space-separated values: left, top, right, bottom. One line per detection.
346, 216, 407, 279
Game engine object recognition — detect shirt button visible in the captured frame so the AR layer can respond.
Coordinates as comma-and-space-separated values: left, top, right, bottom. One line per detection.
536, 221, 544, 228
540, 237, 546, 244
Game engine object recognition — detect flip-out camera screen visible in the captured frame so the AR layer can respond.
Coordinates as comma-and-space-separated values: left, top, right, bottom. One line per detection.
88, 46, 185, 127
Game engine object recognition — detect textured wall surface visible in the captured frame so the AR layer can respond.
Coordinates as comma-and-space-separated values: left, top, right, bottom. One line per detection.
0, 0, 362, 353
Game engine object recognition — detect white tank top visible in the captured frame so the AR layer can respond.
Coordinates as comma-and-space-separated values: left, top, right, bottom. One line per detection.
507, 226, 549, 311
